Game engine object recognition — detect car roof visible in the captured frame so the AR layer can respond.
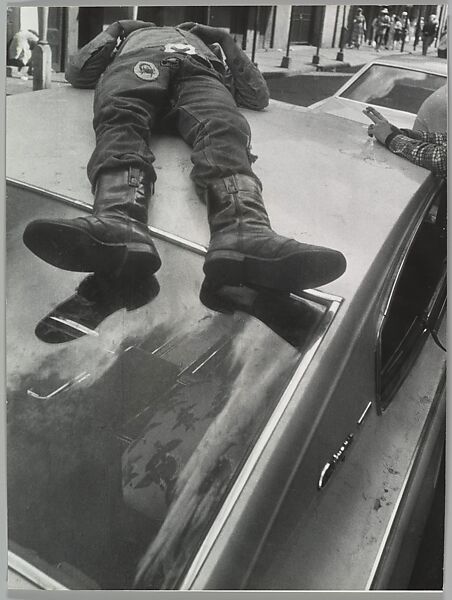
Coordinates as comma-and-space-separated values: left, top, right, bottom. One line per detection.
7, 88, 431, 304
6, 86, 439, 590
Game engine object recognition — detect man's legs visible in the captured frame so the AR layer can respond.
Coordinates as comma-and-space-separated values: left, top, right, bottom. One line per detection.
23, 52, 170, 277
171, 57, 346, 294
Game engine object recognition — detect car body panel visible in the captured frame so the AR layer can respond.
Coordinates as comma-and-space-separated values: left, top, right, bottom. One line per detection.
6, 88, 446, 590
6, 87, 428, 302
308, 57, 447, 128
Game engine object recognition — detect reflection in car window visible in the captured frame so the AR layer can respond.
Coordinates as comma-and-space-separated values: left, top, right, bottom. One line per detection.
7, 185, 336, 590
340, 65, 446, 114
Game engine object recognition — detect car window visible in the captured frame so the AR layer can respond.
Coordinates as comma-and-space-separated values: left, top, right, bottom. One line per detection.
339, 65, 446, 114
376, 183, 447, 412
7, 184, 341, 590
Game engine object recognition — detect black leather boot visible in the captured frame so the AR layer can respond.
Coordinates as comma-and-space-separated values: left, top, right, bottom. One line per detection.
204, 174, 346, 294
35, 271, 160, 344
23, 168, 161, 276
199, 277, 324, 349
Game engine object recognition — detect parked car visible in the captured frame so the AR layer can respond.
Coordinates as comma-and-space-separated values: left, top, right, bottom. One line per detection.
309, 56, 447, 128
6, 86, 446, 591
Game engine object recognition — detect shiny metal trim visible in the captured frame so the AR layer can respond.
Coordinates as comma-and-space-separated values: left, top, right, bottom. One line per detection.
180, 297, 343, 588
191, 349, 221, 374
375, 183, 443, 414
364, 366, 446, 590
357, 401, 372, 426
27, 371, 90, 400
318, 433, 354, 490
49, 316, 99, 337
295, 288, 343, 306
8, 551, 68, 590
6, 177, 207, 256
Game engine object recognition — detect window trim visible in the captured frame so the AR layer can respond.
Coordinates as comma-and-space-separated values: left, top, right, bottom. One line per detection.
375, 183, 447, 414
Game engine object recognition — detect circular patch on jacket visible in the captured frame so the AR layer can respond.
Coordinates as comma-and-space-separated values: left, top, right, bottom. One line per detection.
133, 61, 159, 81
164, 42, 197, 55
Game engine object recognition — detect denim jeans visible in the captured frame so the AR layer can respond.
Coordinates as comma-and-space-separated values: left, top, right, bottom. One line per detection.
87, 48, 257, 191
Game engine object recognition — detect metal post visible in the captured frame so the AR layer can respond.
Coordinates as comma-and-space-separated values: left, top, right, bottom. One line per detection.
400, 10, 408, 52
332, 5, 340, 48
336, 5, 347, 61
312, 5, 326, 65
251, 6, 260, 65
280, 6, 294, 68
33, 6, 52, 90
127, 6, 139, 20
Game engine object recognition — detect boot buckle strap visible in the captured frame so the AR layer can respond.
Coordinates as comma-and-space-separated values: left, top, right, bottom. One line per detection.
225, 176, 239, 195
128, 168, 154, 195
128, 167, 142, 188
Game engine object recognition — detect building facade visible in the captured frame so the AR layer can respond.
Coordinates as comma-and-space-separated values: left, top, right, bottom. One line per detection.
6, 4, 447, 73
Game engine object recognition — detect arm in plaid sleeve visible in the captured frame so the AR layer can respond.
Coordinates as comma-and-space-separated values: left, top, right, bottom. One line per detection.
399, 129, 447, 144
384, 131, 447, 178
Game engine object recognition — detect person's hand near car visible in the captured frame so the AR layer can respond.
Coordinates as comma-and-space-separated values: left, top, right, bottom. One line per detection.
364, 105, 447, 179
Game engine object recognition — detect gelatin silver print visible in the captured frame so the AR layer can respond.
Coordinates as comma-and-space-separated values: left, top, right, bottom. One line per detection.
5, 2, 447, 592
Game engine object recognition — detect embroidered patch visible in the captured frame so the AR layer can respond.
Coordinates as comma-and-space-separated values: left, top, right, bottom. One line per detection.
133, 61, 159, 81
164, 42, 197, 55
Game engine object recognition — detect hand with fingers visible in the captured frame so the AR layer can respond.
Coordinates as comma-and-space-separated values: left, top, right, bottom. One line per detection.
363, 106, 400, 144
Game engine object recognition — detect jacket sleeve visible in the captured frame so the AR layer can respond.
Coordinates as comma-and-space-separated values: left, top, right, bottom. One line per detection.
385, 131, 447, 178
399, 129, 447, 145
219, 37, 269, 111
65, 25, 121, 89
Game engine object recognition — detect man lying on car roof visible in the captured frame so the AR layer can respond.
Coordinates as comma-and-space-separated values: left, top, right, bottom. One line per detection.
23, 20, 346, 298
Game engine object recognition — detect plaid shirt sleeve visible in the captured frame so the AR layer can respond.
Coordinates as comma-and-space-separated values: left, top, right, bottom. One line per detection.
385, 131, 447, 179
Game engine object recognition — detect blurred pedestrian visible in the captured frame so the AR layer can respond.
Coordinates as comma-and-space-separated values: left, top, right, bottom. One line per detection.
422, 14, 438, 56
401, 11, 411, 44
350, 8, 367, 49
7, 29, 39, 80
393, 17, 403, 50
375, 8, 390, 51
413, 16, 424, 51
369, 15, 378, 46
387, 14, 397, 50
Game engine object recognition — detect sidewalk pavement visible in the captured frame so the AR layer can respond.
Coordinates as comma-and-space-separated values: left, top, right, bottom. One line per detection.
6, 42, 440, 96
250, 42, 433, 77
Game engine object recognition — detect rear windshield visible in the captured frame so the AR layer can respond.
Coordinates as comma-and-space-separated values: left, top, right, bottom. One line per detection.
339, 64, 446, 114
7, 185, 337, 590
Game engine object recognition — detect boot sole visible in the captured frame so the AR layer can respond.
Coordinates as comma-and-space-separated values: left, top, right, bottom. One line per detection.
203, 249, 346, 293
23, 220, 162, 275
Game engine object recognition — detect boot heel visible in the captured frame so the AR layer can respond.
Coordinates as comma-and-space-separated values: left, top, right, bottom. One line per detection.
203, 250, 245, 286
123, 243, 162, 275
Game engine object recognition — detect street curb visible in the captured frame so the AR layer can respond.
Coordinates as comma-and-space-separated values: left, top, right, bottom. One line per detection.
262, 60, 353, 79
